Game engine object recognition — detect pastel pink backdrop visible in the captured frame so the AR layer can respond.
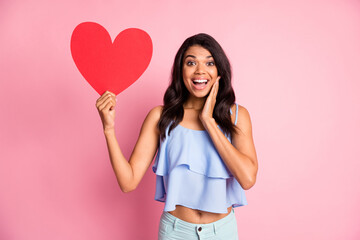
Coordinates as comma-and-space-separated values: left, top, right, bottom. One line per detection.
1, 0, 359, 239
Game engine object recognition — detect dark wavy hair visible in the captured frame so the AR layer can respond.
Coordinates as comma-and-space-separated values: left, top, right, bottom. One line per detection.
158, 33, 236, 140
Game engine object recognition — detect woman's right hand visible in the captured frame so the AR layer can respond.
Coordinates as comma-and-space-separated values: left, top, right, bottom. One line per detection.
96, 91, 117, 132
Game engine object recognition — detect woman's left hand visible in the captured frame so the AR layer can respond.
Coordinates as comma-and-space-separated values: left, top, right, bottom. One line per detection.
199, 76, 220, 126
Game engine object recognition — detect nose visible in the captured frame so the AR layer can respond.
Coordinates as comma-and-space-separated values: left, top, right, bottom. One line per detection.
195, 63, 206, 74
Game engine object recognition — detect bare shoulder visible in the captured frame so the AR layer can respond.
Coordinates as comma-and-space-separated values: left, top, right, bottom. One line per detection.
147, 105, 163, 121
232, 103, 253, 135
142, 105, 163, 129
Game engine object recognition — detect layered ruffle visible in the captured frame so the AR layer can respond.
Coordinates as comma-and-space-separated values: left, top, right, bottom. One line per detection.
152, 122, 248, 214
152, 124, 233, 179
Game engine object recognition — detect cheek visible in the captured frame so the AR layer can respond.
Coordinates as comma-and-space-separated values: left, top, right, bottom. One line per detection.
182, 66, 191, 78
182, 74, 191, 90
182, 68, 192, 85
210, 67, 218, 77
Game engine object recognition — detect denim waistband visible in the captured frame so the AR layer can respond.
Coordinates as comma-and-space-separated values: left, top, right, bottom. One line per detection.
161, 208, 235, 236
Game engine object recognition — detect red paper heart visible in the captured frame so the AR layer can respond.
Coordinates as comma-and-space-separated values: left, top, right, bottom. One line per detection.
71, 22, 152, 95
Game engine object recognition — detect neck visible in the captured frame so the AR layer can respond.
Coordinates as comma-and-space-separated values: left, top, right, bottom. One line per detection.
183, 95, 206, 110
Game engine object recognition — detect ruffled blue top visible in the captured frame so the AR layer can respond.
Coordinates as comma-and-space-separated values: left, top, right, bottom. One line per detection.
152, 103, 247, 213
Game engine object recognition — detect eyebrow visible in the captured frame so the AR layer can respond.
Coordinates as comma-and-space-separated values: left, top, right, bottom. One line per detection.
184, 54, 213, 59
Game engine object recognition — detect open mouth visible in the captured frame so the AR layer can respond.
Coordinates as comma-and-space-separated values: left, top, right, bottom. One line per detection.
192, 79, 209, 90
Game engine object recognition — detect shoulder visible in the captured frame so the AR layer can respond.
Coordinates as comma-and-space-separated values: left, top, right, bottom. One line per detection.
149, 105, 163, 116
146, 105, 163, 122
231, 103, 253, 134
141, 105, 163, 134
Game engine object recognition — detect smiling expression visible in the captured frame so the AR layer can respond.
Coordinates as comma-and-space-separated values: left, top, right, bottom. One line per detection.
182, 45, 219, 98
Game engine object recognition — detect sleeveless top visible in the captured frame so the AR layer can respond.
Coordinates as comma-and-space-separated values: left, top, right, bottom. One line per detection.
152, 103, 248, 214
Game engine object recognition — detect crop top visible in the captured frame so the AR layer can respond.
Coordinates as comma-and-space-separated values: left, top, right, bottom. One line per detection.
152, 103, 247, 214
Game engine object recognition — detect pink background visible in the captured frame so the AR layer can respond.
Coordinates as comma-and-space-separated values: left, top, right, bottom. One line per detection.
1, 0, 360, 239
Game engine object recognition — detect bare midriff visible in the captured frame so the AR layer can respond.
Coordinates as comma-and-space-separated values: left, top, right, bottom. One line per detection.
168, 205, 233, 224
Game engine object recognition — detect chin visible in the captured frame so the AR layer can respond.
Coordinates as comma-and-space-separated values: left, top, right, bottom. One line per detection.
190, 88, 211, 98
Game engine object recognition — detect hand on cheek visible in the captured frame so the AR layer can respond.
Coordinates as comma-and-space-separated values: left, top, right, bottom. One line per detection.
200, 76, 221, 126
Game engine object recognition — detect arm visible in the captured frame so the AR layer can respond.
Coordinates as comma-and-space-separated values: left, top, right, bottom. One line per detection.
96, 91, 161, 193
200, 83, 258, 190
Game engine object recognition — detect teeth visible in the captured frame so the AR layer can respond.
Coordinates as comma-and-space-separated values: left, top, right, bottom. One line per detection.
193, 79, 208, 83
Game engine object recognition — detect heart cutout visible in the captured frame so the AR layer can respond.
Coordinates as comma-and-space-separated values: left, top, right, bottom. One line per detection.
71, 22, 153, 95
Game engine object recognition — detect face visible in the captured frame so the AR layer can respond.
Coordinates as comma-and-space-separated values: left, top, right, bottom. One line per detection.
182, 45, 219, 98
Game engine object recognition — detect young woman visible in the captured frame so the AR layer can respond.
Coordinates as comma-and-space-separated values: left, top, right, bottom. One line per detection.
96, 33, 258, 240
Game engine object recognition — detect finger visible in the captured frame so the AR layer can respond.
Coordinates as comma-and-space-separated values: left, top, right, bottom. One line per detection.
210, 80, 218, 97
96, 95, 111, 109
98, 98, 111, 111
96, 93, 111, 105
97, 91, 116, 104
100, 92, 115, 102
208, 81, 219, 105
103, 100, 115, 112
107, 97, 116, 110
204, 83, 217, 110
100, 99, 115, 112
108, 90, 116, 96
102, 90, 116, 97
214, 80, 219, 99
97, 94, 115, 108
106, 91, 116, 99
98, 97, 115, 111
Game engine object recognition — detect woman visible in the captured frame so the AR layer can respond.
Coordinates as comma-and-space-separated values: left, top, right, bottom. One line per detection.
96, 33, 258, 240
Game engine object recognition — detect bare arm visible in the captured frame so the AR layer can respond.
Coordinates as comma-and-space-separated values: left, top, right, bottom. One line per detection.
202, 106, 258, 190
200, 82, 258, 190
96, 91, 161, 193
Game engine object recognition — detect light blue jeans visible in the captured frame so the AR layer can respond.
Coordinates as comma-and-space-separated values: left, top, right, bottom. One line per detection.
158, 208, 239, 240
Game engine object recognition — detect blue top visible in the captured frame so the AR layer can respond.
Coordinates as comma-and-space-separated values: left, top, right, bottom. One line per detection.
152, 103, 247, 213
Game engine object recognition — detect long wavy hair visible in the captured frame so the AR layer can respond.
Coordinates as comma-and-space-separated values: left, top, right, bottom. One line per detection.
158, 33, 236, 140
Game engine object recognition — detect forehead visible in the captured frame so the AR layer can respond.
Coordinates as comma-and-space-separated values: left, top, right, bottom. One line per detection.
184, 45, 212, 58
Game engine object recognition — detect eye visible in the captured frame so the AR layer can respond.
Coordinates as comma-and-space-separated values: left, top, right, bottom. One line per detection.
207, 61, 215, 66
186, 61, 196, 66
